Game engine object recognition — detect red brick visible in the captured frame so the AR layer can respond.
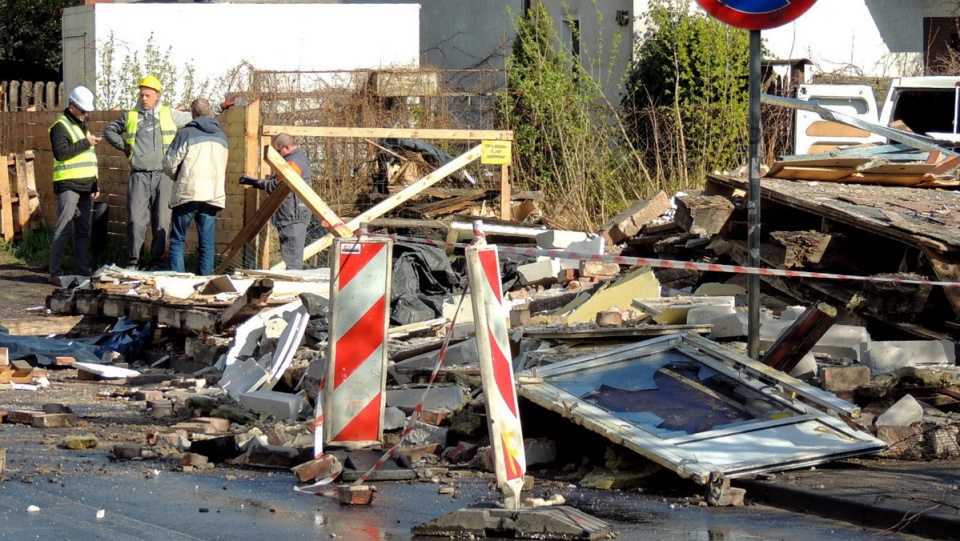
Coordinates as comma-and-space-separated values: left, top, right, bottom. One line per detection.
338, 485, 374, 505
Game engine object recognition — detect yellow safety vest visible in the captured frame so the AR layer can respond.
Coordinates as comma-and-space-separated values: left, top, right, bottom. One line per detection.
49, 116, 98, 182
125, 105, 176, 156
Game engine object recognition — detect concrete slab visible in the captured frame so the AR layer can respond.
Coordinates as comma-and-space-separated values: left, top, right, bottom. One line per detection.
385, 385, 466, 413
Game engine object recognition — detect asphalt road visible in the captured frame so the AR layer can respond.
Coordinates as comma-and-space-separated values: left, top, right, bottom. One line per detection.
0, 455, 927, 541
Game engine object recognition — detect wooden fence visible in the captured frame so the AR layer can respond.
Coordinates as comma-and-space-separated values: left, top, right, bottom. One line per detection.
0, 81, 64, 112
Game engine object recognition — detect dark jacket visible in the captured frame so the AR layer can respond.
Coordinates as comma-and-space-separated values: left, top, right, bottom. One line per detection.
49, 109, 98, 194
261, 147, 311, 228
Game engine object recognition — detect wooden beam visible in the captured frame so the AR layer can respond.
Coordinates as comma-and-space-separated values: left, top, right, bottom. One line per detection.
761, 302, 837, 374
14, 152, 29, 238
274, 144, 483, 269
264, 145, 352, 236
214, 184, 290, 275
500, 164, 511, 221
262, 126, 513, 141
0, 155, 13, 240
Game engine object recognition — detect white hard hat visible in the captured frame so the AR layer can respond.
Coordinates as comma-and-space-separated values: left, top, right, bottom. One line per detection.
68, 86, 95, 112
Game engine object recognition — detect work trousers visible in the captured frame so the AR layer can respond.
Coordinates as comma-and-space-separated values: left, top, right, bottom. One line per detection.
126, 170, 172, 268
49, 189, 93, 277
277, 220, 309, 271
170, 201, 219, 276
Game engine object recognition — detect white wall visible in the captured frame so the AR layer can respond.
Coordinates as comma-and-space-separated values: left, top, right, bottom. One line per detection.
633, 0, 960, 79
62, 3, 420, 101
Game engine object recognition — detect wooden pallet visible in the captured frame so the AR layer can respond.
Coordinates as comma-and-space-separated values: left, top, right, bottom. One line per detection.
0, 151, 39, 240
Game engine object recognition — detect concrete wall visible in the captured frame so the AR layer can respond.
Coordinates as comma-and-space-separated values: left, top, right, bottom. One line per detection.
62, 3, 420, 102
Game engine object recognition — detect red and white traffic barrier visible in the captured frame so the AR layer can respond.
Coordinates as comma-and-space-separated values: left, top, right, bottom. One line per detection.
466, 224, 526, 509
325, 238, 393, 448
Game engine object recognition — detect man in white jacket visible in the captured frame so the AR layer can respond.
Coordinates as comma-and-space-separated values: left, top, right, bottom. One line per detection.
161, 98, 227, 276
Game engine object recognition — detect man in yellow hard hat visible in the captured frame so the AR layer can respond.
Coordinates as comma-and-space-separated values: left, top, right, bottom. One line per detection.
104, 75, 194, 270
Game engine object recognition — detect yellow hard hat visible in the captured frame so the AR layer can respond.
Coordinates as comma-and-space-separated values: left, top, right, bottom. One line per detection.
138, 75, 163, 93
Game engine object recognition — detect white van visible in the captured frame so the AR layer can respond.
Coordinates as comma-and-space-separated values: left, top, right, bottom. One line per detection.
794, 84, 883, 155
793, 77, 960, 154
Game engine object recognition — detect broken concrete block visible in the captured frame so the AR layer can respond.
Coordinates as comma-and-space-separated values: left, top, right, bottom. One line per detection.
599, 191, 671, 245
876, 394, 923, 427
384, 407, 407, 431
236, 439, 299, 468
709, 312, 749, 339
180, 453, 209, 467
579, 261, 620, 279
685, 305, 737, 326
760, 322, 869, 361
442, 441, 479, 464
819, 365, 871, 392
31, 413, 77, 428
400, 443, 441, 462
406, 421, 449, 447
634, 295, 734, 325
239, 390, 303, 422
536, 230, 588, 249
111, 444, 142, 460
218, 358, 269, 399
861, 340, 955, 376
386, 385, 466, 414
779, 305, 808, 321
518, 258, 561, 286
524, 437, 557, 467
788, 352, 818, 381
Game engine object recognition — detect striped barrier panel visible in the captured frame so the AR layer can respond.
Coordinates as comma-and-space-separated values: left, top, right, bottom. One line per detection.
325, 237, 393, 448
466, 235, 526, 510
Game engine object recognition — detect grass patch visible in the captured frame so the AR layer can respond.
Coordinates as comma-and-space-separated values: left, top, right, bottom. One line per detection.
0, 228, 129, 272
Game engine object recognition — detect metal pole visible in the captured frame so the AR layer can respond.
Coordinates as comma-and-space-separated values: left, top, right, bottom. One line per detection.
747, 29, 762, 360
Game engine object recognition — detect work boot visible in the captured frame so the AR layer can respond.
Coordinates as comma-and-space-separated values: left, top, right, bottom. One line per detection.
47, 275, 61, 287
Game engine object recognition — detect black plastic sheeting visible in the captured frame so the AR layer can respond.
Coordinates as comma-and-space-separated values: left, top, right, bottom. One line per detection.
389, 242, 535, 325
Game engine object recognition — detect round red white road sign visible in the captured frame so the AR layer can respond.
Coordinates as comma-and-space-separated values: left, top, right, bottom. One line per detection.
696, 0, 817, 30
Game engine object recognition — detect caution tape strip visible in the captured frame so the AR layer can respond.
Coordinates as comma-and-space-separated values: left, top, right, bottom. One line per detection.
368, 232, 960, 289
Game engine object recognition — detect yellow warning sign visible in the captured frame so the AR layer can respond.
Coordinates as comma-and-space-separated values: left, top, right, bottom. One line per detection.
481, 140, 512, 165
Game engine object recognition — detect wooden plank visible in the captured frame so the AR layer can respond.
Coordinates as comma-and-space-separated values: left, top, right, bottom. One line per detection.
262, 126, 513, 141
857, 162, 934, 175
768, 166, 855, 181
214, 184, 290, 275
14, 152, 29, 237
264, 145, 352, 236
0, 315, 113, 336
0, 155, 12, 240
280, 144, 483, 269
841, 173, 923, 186
925, 155, 960, 175
500, 164, 511, 221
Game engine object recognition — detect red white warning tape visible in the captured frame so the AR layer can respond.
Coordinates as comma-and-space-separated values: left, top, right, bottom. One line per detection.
368, 232, 960, 289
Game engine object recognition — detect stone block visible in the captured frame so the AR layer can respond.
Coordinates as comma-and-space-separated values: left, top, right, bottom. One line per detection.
239, 390, 304, 422
686, 305, 737, 326
876, 394, 923, 427
819, 365, 871, 392
789, 352, 818, 381
386, 385, 466, 414
406, 421, 449, 447
518, 258, 560, 286
861, 340, 955, 375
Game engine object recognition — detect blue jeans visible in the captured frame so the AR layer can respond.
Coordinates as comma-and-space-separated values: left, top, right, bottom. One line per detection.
169, 201, 218, 276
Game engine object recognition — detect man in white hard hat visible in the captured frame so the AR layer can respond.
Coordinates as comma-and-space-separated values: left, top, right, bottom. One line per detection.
47, 86, 101, 286
104, 75, 193, 270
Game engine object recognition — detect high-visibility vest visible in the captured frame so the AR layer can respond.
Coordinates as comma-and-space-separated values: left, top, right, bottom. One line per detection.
49, 116, 98, 182
125, 105, 176, 157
